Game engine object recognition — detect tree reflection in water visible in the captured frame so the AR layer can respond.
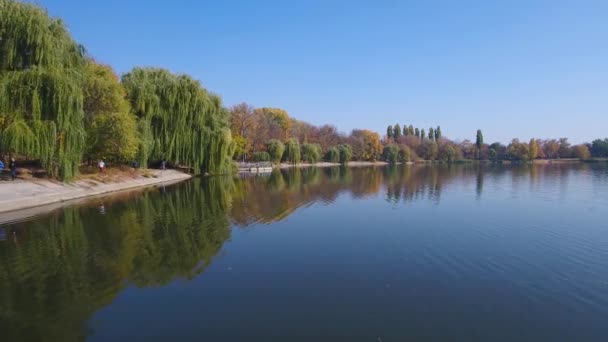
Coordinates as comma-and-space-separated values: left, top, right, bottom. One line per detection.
0, 163, 599, 342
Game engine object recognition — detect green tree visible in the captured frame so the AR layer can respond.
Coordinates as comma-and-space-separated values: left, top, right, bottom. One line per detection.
266, 139, 285, 164
283, 138, 301, 164
591, 138, 608, 157
301, 143, 322, 164
403, 124, 409, 136
428, 127, 435, 141
408, 125, 414, 136
325, 146, 340, 163
393, 124, 402, 138
232, 135, 248, 161
0, 0, 88, 179
489, 148, 497, 161
507, 139, 529, 161
528, 138, 538, 160
558, 138, 571, 158
382, 144, 399, 164
415, 128, 420, 138
439, 144, 457, 163
83, 62, 139, 162
122, 68, 233, 174
338, 144, 352, 164
252, 151, 270, 162
476, 129, 484, 159
86, 111, 138, 162
398, 145, 412, 162
386, 125, 393, 139
435, 126, 441, 140
421, 129, 426, 141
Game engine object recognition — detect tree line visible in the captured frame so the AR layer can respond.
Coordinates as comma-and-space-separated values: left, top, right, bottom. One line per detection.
1, 0, 606, 181
0, 0, 233, 180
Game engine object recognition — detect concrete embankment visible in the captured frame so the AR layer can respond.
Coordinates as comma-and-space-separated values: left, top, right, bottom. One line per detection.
0, 170, 191, 215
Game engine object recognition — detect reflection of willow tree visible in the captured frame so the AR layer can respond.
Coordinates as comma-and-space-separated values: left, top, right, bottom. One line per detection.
0, 178, 233, 342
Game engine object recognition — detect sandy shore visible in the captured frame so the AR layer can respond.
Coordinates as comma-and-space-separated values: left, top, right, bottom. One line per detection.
0, 169, 191, 215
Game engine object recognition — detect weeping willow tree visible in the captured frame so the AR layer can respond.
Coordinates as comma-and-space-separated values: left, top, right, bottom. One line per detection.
0, 0, 87, 180
122, 68, 234, 174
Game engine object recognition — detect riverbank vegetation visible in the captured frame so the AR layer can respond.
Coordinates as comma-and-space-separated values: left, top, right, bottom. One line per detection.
1, 0, 606, 181
0, 0, 232, 180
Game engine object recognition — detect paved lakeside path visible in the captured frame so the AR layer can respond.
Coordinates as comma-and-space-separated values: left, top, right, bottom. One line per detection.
0, 170, 191, 215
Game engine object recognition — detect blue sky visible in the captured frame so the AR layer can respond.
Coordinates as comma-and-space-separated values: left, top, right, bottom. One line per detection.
38, 0, 608, 143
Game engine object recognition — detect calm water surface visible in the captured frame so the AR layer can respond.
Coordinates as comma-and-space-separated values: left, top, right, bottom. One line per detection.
1, 164, 608, 342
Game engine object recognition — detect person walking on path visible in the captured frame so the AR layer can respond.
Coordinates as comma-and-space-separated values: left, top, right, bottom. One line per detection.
161, 159, 166, 170
98, 159, 105, 173
0, 160, 4, 179
9, 158, 16, 181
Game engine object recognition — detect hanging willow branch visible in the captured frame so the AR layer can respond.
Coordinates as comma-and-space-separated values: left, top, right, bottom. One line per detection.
122, 68, 234, 175
0, 0, 87, 180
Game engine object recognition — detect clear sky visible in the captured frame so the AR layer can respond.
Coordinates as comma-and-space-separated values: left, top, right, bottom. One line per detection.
38, 0, 608, 144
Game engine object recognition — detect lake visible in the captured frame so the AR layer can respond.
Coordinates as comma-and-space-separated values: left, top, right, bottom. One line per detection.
1, 164, 608, 342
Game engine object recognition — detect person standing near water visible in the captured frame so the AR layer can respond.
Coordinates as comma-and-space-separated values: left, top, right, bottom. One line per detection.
9, 158, 16, 181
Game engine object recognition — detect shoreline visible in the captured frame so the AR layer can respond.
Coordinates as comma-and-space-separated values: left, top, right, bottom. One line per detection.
278, 161, 394, 169
0, 169, 191, 215
237, 158, 607, 173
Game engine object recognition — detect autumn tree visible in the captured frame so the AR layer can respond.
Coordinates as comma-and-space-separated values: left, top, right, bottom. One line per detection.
417, 140, 438, 160
573, 144, 590, 160
317, 124, 342, 151
349, 129, 382, 161
543, 139, 560, 159
229, 103, 257, 156
254, 107, 291, 141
